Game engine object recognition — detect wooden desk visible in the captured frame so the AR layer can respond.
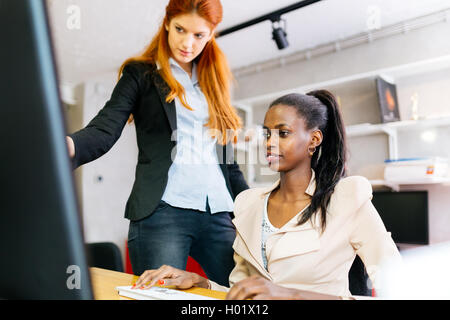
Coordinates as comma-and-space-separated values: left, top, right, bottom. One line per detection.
90, 267, 227, 300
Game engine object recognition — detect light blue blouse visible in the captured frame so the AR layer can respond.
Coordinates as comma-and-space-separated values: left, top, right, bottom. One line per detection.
160, 58, 234, 213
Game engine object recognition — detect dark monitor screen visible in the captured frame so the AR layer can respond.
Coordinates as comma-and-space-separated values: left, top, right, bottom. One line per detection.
371, 191, 429, 245
0, 0, 93, 299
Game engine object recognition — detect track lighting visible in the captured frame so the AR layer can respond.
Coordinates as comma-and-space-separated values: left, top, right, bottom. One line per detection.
271, 18, 289, 50
216, 1, 322, 50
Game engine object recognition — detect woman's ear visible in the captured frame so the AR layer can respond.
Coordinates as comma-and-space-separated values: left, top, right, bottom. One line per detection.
208, 28, 216, 41
311, 129, 323, 147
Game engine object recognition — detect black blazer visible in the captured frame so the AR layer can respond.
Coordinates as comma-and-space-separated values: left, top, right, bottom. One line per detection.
69, 62, 249, 221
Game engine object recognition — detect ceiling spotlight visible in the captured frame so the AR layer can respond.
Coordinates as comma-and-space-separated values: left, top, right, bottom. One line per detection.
271, 18, 289, 50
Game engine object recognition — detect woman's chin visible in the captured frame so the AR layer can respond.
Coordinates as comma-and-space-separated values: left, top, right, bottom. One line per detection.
174, 53, 194, 64
268, 162, 283, 172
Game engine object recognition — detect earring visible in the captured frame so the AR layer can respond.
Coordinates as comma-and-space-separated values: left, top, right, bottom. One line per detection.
308, 145, 316, 156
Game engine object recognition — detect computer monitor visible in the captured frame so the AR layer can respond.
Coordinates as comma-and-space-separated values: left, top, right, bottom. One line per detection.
371, 191, 429, 245
0, 0, 93, 299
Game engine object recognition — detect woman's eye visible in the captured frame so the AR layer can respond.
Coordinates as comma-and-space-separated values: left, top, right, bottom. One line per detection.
195, 34, 204, 39
262, 131, 270, 139
279, 130, 289, 137
175, 26, 183, 33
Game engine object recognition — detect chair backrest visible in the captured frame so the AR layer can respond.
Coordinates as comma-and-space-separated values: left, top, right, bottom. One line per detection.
348, 255, 372, 296
86, 242, 124, 272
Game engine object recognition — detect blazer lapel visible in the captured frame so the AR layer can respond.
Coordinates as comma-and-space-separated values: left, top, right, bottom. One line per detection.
264, 172, 322, 263
234, 174, 321, 272
152, 70, 177, 132
232, 180, 281, 278
266, 218, 321, 263
233, 199, 268, 278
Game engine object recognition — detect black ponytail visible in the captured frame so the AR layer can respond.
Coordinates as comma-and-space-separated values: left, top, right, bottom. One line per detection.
268, 90, 347, 231
304, 90, 347, 231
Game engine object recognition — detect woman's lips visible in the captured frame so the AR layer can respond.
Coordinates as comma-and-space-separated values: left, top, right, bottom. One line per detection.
179, 49, 191, 57
266, 154, 281, 163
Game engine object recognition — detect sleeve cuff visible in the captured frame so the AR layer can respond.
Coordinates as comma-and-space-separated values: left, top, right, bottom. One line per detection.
208, 280, 230, 292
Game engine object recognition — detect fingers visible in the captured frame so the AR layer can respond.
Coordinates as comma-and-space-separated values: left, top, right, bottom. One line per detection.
132, 269, 156, 289
132, 265, 199, 290
227, 283, 263, 300
226, 276, 267, 300
251, 293, 272, 300
133, 265, 177, 289
66, 136, 75, 158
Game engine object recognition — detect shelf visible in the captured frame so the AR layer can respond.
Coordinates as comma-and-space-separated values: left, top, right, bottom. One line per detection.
233, 55, 450, 106
346, 116, 450, 138
345, 116, 450, 159
370, 178, 450, 191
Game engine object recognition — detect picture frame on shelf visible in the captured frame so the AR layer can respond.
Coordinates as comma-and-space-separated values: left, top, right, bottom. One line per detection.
375, 76, 400, 123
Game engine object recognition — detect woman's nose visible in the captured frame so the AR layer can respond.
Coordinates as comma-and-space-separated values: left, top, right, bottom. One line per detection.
265, 133, 281, 152
181, 35, 194, 50
265, 136, 277, 151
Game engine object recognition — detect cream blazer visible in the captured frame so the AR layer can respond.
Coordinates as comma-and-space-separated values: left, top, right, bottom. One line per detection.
210, 172, 402, 298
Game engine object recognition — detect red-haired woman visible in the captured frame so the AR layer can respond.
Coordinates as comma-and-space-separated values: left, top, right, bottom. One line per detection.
66, 0, 248, 286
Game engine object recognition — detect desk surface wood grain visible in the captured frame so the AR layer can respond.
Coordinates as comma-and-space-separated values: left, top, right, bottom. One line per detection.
90, 267, 227, 300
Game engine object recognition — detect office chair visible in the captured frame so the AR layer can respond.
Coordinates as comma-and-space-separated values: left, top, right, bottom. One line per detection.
348, 255, 372, 296
86, 242, 124, 272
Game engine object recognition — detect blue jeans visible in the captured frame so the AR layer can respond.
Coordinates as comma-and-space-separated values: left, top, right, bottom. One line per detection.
127, 200, 236, 287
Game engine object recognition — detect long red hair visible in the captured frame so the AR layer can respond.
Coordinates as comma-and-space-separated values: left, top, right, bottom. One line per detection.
119, 0, 241, 145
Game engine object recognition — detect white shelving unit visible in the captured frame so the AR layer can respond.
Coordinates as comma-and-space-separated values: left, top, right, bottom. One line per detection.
233, 56, 450, 191
234, 115, 450, 190
370, 177, 450, 192
234, 55, 450, 106
346, 116, 450, 161
233, 115, 450, 190
348, 117, 450, 191
346, 116, 450, 137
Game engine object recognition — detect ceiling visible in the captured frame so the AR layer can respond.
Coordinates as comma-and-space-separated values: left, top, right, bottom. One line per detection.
46, 0, 450, 85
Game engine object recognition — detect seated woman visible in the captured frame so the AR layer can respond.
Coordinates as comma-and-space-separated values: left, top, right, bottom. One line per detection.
133, 90, 402, 300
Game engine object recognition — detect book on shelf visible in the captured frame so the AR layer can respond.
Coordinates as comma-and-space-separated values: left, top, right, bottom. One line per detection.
384, 157, 449, 181
376, 76, 400, 123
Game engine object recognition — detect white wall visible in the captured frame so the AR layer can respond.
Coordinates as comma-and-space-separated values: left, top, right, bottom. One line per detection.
67, 74, 138, 268
397, 68, 450, 120
233, 21, 450, 101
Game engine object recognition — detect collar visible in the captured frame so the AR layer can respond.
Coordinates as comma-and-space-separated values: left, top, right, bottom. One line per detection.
262, 169, 316, 197
261, 169, 319, 228
231, 169, 318, 277
156, 58, 198, 85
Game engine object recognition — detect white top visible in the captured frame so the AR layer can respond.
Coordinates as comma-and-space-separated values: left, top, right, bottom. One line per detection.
261, 191, 311, 270
261, 192, 279, 270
